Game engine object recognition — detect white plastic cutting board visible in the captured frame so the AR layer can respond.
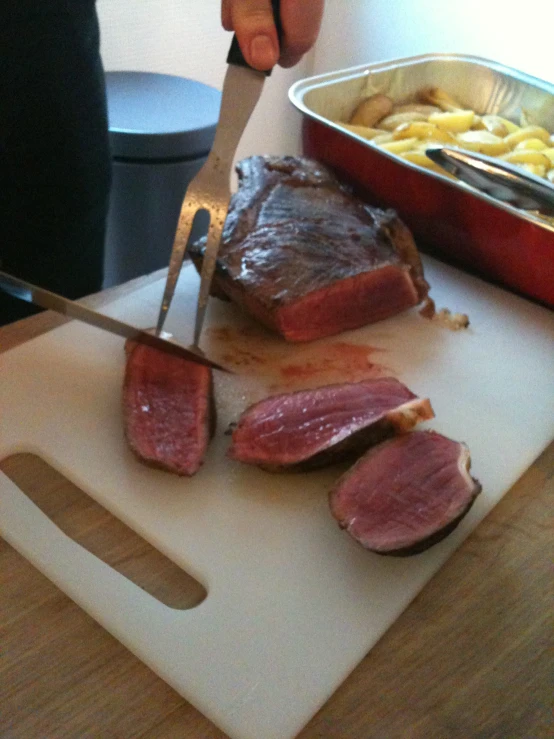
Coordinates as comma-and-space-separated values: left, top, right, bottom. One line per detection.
1, 257, 554, 739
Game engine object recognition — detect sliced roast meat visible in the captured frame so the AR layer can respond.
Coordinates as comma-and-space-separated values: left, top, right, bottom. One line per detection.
227, 377, 434, 471
123, 341, 215, 476
189, 155, 430, 342
329, 430, 481, 556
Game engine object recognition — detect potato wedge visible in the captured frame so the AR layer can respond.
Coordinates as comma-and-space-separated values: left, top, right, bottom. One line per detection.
515, 138, 547, 151
377, 111, 429, 131
456, 130, 510, 156
392, 121, 456, 143
543, 148, 554, 165
429, 110, 475, 133
391, 103, 441, 116
504, 126, 551, 148
480, 114, 510, 137
372, 132, 395, 145
417, 86, 465, 112
519, 163, 547, 178
335, 122, 383, 140
350, 94, 393, 127
501, 149, 552, 168
400, 150, 451, 174
482, 115, 520, 136
470, 115, 486, 131
377, 137, 420, 154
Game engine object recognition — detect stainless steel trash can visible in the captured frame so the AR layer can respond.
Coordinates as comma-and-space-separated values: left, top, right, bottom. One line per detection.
103, 71, 221, 288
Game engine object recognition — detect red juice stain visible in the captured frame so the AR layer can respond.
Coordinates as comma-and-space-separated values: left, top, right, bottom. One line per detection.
208, 325, 389, 387
220, 348, 268, 369
279, 363, 318, 380
208, 325, 270, 372
276, 341, 388, 390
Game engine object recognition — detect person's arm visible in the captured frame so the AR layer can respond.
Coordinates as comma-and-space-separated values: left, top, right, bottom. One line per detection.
221, 0, 324, 71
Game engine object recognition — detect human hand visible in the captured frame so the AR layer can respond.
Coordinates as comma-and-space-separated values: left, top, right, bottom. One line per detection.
221, 0, 324, 71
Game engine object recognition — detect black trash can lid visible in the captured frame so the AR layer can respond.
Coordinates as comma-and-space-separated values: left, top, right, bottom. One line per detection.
105, 71, 221, 160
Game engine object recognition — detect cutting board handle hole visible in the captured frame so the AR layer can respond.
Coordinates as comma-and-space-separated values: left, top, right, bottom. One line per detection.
0, 453, 207, 610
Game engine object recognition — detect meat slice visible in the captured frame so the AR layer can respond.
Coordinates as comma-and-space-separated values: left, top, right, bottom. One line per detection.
329, 430, 481, 556
227, 377, 434, 471
123, 342, 215, 476
189, 156, 430, 342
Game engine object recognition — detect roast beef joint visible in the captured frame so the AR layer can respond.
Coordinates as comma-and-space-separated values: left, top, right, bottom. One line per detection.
190, 156, 430, 342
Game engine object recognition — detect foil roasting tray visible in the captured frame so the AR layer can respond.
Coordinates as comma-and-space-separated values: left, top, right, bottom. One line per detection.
289, 53, 554, 307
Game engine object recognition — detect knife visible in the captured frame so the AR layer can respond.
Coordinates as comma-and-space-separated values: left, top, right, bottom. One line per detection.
155, 0, 282, 345
0, 270, 226, 371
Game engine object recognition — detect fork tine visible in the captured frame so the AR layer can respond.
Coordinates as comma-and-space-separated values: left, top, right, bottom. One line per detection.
155, 198, 200, 336
193, 207, 228, 346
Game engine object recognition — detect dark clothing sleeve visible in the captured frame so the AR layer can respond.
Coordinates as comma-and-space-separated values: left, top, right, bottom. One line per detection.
0, 0, 111, 324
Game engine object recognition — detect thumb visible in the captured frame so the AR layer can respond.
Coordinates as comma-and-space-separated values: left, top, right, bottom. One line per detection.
227, 0, 280, 71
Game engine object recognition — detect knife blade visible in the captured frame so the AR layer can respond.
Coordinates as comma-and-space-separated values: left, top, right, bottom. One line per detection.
0, 270, 226, 371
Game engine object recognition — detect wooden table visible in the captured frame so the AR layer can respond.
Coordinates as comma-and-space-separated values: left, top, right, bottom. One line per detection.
1, 274, 552, 739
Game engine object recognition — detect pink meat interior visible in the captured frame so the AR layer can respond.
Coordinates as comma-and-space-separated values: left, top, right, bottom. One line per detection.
123, 343, 212, 476
229, 377, 419, 466
330, 430, 477, 552
277, 265, 419, 342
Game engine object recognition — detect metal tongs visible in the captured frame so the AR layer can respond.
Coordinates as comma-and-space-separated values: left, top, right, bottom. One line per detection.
426, 145, 554, 217
155, 0, 282, 346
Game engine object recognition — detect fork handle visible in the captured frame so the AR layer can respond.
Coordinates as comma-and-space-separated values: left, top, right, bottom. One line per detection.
226, 0, 282, 76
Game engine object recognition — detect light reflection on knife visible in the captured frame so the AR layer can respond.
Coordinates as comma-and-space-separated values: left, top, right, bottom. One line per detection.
0, 270, 226, 371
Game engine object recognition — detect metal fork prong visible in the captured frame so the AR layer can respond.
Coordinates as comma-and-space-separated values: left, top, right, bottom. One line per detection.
193, 212, 227, 347
155, 199, 200, 336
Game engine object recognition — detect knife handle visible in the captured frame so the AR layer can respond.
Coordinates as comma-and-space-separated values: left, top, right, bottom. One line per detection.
226, 0, 282, 76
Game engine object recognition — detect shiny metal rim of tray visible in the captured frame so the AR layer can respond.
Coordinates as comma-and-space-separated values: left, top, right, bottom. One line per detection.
289, 52, 554, 235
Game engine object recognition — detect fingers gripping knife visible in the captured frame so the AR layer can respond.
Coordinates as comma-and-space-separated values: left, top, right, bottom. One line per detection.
155, 0, 282, 345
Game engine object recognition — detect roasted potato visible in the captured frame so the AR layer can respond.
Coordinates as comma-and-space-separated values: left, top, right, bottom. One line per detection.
520, 163, 547, 178
392, 121, 455, 143
350, 93, 393, 127
400, 150, 454, 175
455, 130, 510, 156
372, 132, 395, 145
469, 115, 486, 131
377, 111, 429, 131
428, 110, 475, 133
480, 115, 508, 137
417, 86, 464, 112
341, 84, 554, 191
334, 122, 383, 140
482, 114, 520, 136
391, 103, 441, 117
378, 137, 420, 154
501, 149, 552, 168
514, 137, 547, 151
504, 126, 551, 148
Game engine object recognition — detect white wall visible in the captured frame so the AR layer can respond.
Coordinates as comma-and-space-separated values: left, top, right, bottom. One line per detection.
97, 0, 553, 162
314, 0, 554, 82
97, 0, 314, 163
